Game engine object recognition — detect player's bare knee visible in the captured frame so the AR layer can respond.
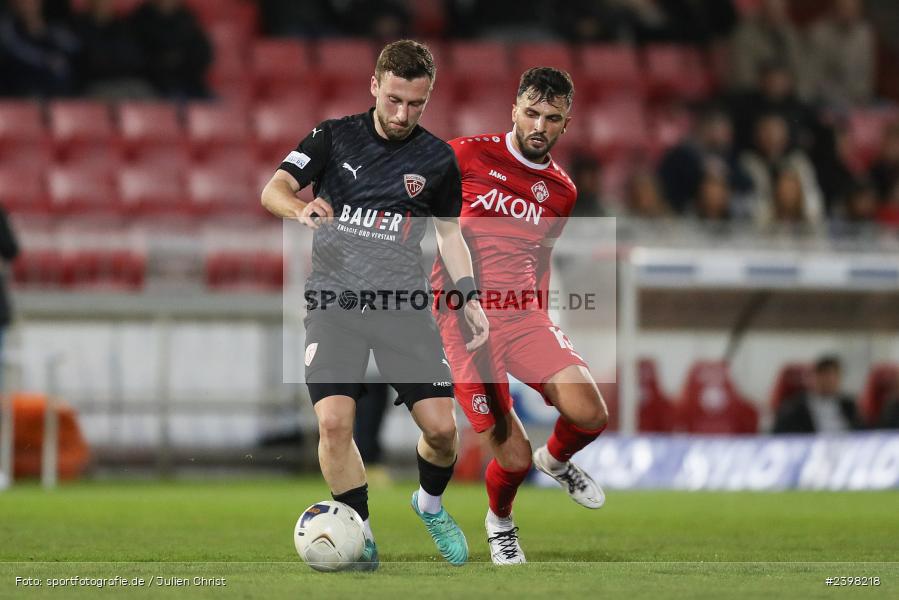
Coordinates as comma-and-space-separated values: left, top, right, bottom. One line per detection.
423, 422, 457, 454
317, 412, 354, 444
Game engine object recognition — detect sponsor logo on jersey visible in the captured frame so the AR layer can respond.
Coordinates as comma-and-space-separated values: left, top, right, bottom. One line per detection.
304, 343, 318, 366
404, 174, 426, 198
489, 169, 507, 182
532, 180, 550, 203
342, 162, 362, 179
471, 187, 544, 225
434, 381, 453, 387
284, 151, 311, 169
472, 394, 490, 415
338, 204, 403, 232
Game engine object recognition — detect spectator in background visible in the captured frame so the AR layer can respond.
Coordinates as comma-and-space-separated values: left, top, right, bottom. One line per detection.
868, 122, 899, 200
71, 0, 151, 98
729, 0, 807, 98
878, 378, 899, 429
838, 180, 879, 224
876, 179, 899, 229
569, 154, 605, 217
807, 0, 875, 108
657, 107, 751, 214
258, 0, 339, 38
691, 170, 732, 223
0, 0, 79, 97
130, 0, 211, 99
553, 0, 622, 43
773, 355, 862, 434
626, 171, 670, 218
740, 113, 823, 227
764, 166, 820, 229
657, 0, 738, 47
0, 205, 18, 356
338, 0, 412, 42
811, 121, 860, 215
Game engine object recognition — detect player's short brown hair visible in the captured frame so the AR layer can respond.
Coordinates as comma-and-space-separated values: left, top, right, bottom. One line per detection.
375, 40, 436, 83
517, 67, 574, 108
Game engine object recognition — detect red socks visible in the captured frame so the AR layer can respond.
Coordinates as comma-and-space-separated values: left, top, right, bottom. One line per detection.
546, 417, 606, 463
485, 459, 530, 518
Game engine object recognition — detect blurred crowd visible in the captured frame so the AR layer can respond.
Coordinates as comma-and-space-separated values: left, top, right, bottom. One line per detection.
1, 0, 898, 232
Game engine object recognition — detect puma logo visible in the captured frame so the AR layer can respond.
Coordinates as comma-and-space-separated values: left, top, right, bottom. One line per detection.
342, 162, 362, 180
311, 127, 321, 138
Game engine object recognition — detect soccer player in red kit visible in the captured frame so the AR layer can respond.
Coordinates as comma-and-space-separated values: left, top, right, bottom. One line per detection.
431, 67, 609, 564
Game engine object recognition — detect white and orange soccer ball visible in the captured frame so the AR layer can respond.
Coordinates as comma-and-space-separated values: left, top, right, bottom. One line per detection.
294, 501, 365, 572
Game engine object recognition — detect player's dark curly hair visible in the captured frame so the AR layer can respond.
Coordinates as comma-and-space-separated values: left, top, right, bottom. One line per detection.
375, 40, 436, 83
517, 67, 574, 107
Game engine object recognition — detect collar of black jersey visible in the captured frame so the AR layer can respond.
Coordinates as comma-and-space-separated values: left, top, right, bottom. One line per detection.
364, 107, 423, 148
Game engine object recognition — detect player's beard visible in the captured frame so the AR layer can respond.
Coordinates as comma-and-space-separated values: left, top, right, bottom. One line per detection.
515, 128, 556, 162
376, 108, 413, 141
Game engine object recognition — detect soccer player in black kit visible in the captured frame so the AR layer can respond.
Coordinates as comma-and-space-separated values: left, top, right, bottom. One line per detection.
261, 40, 488, 569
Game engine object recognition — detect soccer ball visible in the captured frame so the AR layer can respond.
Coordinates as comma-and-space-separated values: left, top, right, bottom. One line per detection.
294, 501, 365, 572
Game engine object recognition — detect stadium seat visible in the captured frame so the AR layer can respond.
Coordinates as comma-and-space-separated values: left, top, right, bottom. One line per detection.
117, 102, 184, 163
448, 41, 515, 101
584, 100, 649, 160
47, 165, 119, 218
48, 101, 120, 164
577, 45, 643, 99
188, 165, 262, 219
768, 363, 812, 411
186, 103, 251, 162
119, 165, 187, 216
251, 39, 315, 100
512, 43, 576, 75
455, 102, 512, 137
0, 167, 48, 216
677, 361, 759, 433
205, 250, 283, 291
846, 108, 899, 169
418, 91, 454, 141
860, 363, 899, 427
0, 101, 51, 167
208, 22, 250, 104
63, 249, 146, 290
316, 39, 377, 97
637, 358, 677, 432
642, 45, 713, 101
253, 100, 320, 164
12, 249, 66, 288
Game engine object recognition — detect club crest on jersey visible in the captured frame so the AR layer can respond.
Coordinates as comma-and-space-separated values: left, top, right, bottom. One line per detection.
472, 394, 490, 415
531, 180, 550, 203
404, 174, 426, 198
304, 343, 318, 367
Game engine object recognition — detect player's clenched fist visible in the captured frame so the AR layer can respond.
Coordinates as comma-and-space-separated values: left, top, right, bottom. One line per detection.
463, 299, 489, 352
294, 197, 334, 229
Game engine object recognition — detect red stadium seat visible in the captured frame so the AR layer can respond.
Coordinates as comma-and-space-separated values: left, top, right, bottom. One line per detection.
205, 250, 283, 291
47, 165, 119, 218
512, 43, 576, 75
577, 45, 643, 99
11, 249, 66, 288
448, 41, 515, 101
455, 102, 511, 138
0, 101, 52, 168
48, 101, 121, 165
677, 361, 758, 434
860, 363, 899, 427
0, 167, 48, 216
768, 363, 812, 411
316, 39, 377, 97
253, 100, 320, 164
584, 100, 649, 160
637, 358, 677, 432
846, 108, 899, 170
117, 102, 184, 163
642, 45, 713, 101
119, 165, 187, 216
188, 165, 262, 219
208, 21, 249, 102
418, 92, 454, 141
251, 39, 316, 100
186, 103, 250, 162
64, 249, 146, 290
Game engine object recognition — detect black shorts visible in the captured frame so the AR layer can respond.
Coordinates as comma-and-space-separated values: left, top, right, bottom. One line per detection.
303, 308, 454, 409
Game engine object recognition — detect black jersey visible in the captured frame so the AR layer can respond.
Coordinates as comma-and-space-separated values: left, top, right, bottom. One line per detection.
278, 109, 462, 306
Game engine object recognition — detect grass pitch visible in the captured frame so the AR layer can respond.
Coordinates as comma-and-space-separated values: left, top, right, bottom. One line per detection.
1, 478, 897, 599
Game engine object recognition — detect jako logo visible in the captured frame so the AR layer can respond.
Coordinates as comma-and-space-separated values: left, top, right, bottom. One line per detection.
339, 204, 403, 231
471, 188, 544, 225
489, 169, 507, 181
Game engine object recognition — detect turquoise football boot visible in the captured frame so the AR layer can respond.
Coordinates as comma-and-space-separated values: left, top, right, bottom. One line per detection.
349, 538, 379, 572
411, 491, 468, 566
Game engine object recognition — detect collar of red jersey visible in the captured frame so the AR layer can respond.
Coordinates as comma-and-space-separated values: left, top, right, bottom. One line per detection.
505, 131, 551, 171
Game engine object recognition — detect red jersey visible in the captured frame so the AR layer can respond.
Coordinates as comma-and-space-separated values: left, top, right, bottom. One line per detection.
431, 131, 577, 305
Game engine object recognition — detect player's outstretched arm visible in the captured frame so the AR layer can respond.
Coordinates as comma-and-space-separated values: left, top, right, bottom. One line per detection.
433, 217, 489, 351
261, 170, 334, 229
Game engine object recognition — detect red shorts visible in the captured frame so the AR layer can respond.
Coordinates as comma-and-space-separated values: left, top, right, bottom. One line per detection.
435, 309, 588, 433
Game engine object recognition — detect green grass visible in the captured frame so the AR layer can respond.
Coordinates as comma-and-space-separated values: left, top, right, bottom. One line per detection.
1, 478, 897, 599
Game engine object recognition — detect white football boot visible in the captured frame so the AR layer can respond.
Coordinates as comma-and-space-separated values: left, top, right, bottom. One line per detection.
485, 511, 526, 565
533, 445, 605, 509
